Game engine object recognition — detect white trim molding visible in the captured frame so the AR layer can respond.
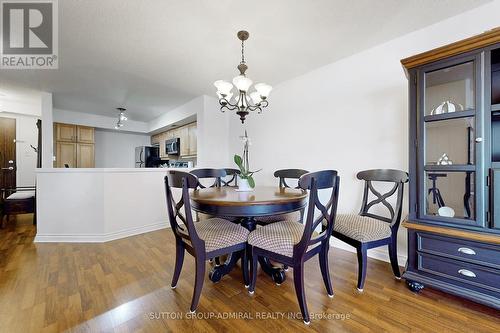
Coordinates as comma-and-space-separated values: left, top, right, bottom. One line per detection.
35, 220, 169, 243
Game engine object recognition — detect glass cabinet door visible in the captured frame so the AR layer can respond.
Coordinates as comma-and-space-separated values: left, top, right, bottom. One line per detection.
418, 54, 484, 227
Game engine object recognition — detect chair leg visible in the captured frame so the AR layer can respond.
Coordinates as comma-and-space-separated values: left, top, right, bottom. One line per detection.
388, 236, 401, 279
171, 240, 185, 289
356, 245, 368, 292
319, 242, 334, 297
293, 263, 310, 325
248, 246, 258, 294
242, 247, 249, 287
190, 257, 206, 313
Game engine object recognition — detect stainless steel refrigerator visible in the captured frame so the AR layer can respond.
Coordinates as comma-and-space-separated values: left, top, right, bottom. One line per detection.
135, 146, 159, 168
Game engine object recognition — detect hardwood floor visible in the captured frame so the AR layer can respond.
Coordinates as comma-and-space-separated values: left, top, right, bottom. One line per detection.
0, 215, 499, 333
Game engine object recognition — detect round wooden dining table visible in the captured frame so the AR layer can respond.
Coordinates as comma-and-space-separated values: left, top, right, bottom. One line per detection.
191, 186, 307, 284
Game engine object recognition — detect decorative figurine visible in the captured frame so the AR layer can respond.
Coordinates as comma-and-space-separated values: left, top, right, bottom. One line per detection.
431, 100, 464, 115
437, 153, 453, 165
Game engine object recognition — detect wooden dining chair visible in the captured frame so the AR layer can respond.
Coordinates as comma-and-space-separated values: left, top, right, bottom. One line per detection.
165, 170, 250, 313
255, 169, 309, 225
0, 187, 36, 227
221, 168, 240, 187
248, 170, 340, 325
189, 168, 237, 222
329, 169, 408, 292
190, 168, 226, 188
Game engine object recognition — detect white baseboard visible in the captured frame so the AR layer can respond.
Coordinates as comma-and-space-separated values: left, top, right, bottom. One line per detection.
330, 239, 407, 265
34, 222, 407, 266
34, 220, 169, 243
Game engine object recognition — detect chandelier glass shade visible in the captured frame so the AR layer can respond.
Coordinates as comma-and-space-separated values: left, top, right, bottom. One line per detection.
214, 30, 272, 123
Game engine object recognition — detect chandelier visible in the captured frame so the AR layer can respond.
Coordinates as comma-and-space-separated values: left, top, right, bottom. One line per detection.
214, 30, 272, 124
114, 107, 128, 129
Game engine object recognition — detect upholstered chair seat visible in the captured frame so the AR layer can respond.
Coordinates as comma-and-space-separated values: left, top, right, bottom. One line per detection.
329, 214, 392, 242
180, 218, 249, 252
248, 221, 319, 257
6, 191, 36, 200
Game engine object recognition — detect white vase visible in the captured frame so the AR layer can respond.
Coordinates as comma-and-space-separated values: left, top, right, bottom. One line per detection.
237, 177, 253, 191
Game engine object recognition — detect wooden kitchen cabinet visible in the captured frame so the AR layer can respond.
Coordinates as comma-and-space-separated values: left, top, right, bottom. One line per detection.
152, 122, 198, 159
56, 123, 77, 142
77, 126, 95, 143
159, 132, 168, 158
165, 130, 175, 139
77, 143, 95, 168
151, 133, 161, 145
188, 123, 197, 155
54, 122, 95, 168
55, 142, 77, 168
178, 126, 190, 156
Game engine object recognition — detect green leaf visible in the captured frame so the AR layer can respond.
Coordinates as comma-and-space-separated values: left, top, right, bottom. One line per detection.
234, 154, 243, 167
248, 168, 262, 175
234, 154, 245, 174
247, 176, 255, 188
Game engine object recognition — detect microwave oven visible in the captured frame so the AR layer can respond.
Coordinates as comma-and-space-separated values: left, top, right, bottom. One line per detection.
166, 138, 180, 155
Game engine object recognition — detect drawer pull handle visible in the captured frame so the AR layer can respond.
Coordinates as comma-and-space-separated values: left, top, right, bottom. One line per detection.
458, 269, 476, 278
457, 247, 476, 255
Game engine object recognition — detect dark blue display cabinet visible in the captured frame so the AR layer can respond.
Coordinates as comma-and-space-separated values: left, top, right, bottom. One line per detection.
401, 28, 500, 309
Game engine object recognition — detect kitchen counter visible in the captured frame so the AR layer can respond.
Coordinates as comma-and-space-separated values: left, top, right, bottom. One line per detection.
35, 167, 194, 242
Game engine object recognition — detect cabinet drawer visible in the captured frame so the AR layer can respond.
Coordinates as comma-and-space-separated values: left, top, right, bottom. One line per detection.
418, 253, 500, 293
417, 232, 500, 269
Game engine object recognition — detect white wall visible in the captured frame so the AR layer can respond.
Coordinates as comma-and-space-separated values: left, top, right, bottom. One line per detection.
196, 95, 230, 167
148, 96, 202, 132
94, 129, 151, 168
227, 1, 500, 263
35, 168, 173, 242
41, 92, 54, 168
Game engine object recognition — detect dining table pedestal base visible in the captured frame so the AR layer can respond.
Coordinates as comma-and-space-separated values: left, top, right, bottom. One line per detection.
208, 217, 287, 284
208, 252, 242, 283
257, 257, 287, 284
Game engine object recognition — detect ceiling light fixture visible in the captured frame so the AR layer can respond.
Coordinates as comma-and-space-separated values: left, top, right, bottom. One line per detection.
214, 30, 272, 124
115, 107, 127, 129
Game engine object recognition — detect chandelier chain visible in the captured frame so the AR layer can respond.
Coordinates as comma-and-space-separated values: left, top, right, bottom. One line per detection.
241, 39, 245, 64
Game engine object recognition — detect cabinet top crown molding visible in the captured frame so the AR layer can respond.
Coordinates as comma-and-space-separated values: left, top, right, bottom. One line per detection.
401, 27, 500, 70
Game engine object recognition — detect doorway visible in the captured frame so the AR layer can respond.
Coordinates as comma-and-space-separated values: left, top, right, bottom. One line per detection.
0, 117, 16, 190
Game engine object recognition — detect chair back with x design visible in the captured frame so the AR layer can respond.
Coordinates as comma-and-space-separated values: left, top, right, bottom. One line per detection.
190, 168, 227, 188
274, 169, 309, 189
164, 170, 204, 249
294, 170, 340, 257
356, 169, 408, 231
221, 168, 240, 187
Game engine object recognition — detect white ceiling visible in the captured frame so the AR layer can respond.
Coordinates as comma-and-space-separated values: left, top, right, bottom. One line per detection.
0, 0, 491, 121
